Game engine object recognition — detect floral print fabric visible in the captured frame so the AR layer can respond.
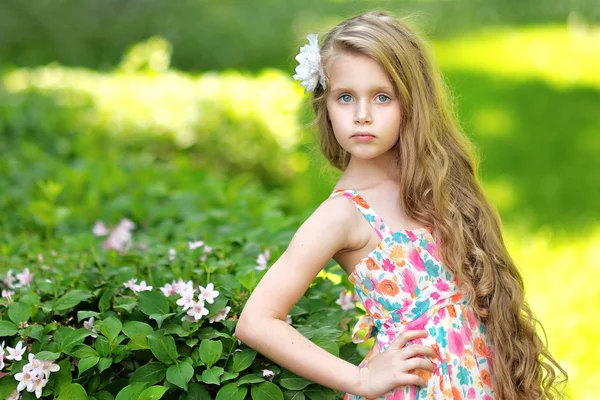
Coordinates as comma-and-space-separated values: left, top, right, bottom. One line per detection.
330, 189, 495, 400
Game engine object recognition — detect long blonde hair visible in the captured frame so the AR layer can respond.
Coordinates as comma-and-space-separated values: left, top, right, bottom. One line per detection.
311, 11, 567, 399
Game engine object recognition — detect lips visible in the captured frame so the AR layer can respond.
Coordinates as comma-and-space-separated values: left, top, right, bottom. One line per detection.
352, 132, 375, 138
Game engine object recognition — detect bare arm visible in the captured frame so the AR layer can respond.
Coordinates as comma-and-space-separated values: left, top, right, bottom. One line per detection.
235, 196, 363, 395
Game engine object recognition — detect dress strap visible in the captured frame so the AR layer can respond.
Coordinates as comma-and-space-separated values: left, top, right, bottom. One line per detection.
329, 189, 393, 239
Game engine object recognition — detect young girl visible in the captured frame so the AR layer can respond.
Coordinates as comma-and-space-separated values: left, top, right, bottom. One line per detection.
236, 11, 567, 400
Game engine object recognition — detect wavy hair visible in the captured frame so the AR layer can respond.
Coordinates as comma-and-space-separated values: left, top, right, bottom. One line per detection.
310, 11, 567, 399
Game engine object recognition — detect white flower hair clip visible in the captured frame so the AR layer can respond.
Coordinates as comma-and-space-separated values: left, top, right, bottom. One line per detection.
292, 34, 327, 92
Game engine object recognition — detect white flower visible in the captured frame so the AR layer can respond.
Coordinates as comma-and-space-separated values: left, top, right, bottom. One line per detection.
0, 342, 5, 371
83, 317, 97, 338
15, 367, 34, 392
30, 375, 47, 398
16, 268, 33, 287
198, 283, 219, 304
203, 245, 212, 253
176, 288, 196, 311
133, 280, 152, 292
2, 289, 14, 303
209, 306, 231, 323
188, 240, 204, 250
335, 291, 356, 311
103, 219, 135, 252
255, 249, 271, 271
168, 248, 176, 262
160, 283, 176, 297
123, 278, 138, 293
293, 34, 327, 92
4, 269, 16, 288
39, 359, 60, 379
6, 341, 26, 361
262, 369, 275, 377
187, 300, 209, 321
175, 279, 194, 295
92, 220, 109, 236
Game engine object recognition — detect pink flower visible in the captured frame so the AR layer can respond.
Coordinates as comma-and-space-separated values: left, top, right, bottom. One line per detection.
335, 291, 356, 310
92, 220, 109, 236
176, 289, 196, 311
103, 219, 135, 253
133, 281, 152, 292
3, 270, 16, 289
2, 290, 14, 303
83, 317, 97, 338
209, 306, 231, 323
123, 278, 137, 293
188, 241, 204, 250
255, 249, 271, 271
447, 330, 464, 357
6, 341, 26, 361
408, 250, 426, 272
168, 248, 176, 262
262, 369, 274, 377
198, 283, 219, 304
187, 301, 209, 321
400, 269, 416, 294
381, 258, 395, 272
16, 268, 33, 287
433, 279, 450, 291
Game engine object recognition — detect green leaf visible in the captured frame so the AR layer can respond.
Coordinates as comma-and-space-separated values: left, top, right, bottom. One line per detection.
115, 383, 148, 400
251, 382, 284, 400
70, 344, 99, 359
201, 366, 224, 385
231, 349, 256, 373
149, 313, 174, 329
56, 383, 88, 400
53, 359, 73, 396
199, 339, 222, 368
147, 332, 178, 365
19, 292, 41, 305
94, 336, 111, 357
78, 356, 100, 376
8, 302, 31, 324
122, 321, 153, 339
166, 361, 194, 391
138, 292, 169, 316
130, 362, 167, 386
34, 351, 60, 361
236, 374, 265, 385
216, 383, 247, 400
303, 386, 336, 400
23, 324, 44, 341
221, 371, 239, 382
99, 316, 122, 342
278, 371, 312, 390
126, 332, 150, 351
98, 288, 116, 313
284, 391, 305, 400
0, 376, 18, 399
60, 328, 93, 353
92, 391, 115, 400
138, 386, 169, 400
54, 290, 92, 311
98, 357, 112, 373
0, 320, 19, 336
77, 311, 101, 322
179, 383, 211, 400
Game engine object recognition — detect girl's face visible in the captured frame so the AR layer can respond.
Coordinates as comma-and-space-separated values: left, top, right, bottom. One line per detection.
325, 51, 401, 163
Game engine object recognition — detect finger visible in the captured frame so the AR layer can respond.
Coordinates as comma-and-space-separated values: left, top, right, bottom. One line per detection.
389, 329, 429, 350
397, 373, 427, 387
399, 344, 437, 360
402, 358, 436, 373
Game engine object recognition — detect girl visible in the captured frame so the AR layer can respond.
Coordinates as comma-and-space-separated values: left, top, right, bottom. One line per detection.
236, 11, 567, 400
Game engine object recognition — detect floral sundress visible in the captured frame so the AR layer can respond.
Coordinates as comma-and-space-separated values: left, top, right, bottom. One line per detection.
330, 189, 495, 400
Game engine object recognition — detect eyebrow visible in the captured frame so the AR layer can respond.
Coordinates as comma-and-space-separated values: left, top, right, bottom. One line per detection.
330, 86, 395, 94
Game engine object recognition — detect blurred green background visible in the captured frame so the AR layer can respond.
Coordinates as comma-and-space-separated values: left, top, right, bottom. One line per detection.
0, 0, 598, 398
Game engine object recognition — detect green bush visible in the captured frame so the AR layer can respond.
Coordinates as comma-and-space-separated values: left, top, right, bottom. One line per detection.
0, 178, 361, 400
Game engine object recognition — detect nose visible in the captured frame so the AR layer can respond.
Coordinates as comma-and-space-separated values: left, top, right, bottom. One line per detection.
354, 99, 372, 124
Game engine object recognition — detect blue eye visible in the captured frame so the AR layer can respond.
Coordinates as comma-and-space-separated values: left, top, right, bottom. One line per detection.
377, 94, 390, 102
339, 94, 352, 103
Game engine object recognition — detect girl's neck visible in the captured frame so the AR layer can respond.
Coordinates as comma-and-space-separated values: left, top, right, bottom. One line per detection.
340, 150, 399, 190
